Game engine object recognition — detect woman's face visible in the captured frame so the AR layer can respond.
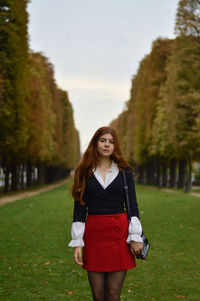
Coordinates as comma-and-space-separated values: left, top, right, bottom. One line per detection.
97, 133, 114, 158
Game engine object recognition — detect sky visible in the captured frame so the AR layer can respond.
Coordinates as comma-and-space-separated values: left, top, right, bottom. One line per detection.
27, 0, 179, 152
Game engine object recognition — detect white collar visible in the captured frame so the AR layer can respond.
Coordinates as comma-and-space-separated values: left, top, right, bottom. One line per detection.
93, 161, 119, 189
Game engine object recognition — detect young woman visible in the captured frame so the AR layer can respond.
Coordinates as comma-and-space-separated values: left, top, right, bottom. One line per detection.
69, 126, 143, 301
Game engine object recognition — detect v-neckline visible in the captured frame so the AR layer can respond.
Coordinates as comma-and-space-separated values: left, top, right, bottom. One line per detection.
93, 171, 120, 190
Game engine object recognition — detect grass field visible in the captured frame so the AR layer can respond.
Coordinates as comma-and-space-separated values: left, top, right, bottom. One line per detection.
0, 180, 199, 301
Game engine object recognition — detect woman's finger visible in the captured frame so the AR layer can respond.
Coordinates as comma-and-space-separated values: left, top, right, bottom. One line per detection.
74, 255, 82, 265
74, 249, 83, 265
131, 244, 143, 255
130, 246, 135, 255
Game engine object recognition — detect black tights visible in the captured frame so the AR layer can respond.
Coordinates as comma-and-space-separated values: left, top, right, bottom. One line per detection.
87, 270, 127, 301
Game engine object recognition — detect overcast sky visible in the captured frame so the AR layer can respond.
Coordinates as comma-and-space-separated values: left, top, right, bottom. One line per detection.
27, 0, 179, 152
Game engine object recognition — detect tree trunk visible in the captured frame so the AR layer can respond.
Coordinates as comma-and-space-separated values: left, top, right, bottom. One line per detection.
177, 159, 186, 188
169, 159, 176, 188
146, 161, 156, 185
20, 165, 25, 190
188, 155, 192, 190
156, 159, 161, 188
161, 161, 167, 187
45, 166, 58, 183
137, 165, 145, 184
11, 159, 19, 191
26, 161, 32, 188
145, 162, 151, 185
145, 161, 155, 185
151, 161, 156, 185
184, 155, 192, 192
4, 167, 10, 193
32, 167, 36, 185
37, 162, 45, 185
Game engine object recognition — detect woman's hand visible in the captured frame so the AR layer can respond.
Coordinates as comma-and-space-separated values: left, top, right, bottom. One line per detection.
130, 241, 143, 256
74, 247, 83, 265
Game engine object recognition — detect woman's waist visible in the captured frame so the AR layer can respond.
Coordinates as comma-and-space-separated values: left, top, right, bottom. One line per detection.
86, 211, 127, 221
87, 208, 125, 216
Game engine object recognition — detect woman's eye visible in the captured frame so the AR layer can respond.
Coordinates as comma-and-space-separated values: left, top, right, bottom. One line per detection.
99, 138, 114, 143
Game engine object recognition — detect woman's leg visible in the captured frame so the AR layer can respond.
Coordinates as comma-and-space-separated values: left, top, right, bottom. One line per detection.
87, 271, 105, 301
104, 270, 127, 301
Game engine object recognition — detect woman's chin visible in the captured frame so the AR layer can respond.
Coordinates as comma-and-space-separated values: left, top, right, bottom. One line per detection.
99, 152, 112, 158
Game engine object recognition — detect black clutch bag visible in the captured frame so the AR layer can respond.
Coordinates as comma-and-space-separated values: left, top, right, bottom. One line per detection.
135, 231, 150, 259
122, 171, 150, 260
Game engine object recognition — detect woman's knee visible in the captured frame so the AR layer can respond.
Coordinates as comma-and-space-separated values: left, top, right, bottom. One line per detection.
105, 288, 120, 301
92, 291, 104, 301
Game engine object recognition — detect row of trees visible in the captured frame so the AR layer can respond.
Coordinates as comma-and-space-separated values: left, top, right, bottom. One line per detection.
110, 0, 200, 189
0, 0, 80, 192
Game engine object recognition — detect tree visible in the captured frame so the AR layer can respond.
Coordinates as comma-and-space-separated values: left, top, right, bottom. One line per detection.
0, 0, 29, 190
26, 52, 80, 185
152, 37, 200, 188
127, 39, 173, 164
110, 39, 174, 184
175, 0, 200, 37
110, 0, 200, 188
0, 2, 80, 191
24, 52, 55, 186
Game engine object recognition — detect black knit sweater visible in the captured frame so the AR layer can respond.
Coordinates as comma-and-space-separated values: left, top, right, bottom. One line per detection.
72, 168, 140, 222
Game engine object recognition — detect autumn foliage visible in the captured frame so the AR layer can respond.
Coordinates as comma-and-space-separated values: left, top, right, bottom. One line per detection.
110, 0, 200, 189
0, 1, 80, 192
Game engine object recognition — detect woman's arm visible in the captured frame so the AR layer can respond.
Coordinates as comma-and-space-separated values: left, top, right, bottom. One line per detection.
68, 200, 87, 247
68, 202, 86, 265
126, 170, 139, 218
125, 170, 143, 253
68, 221, 85, 247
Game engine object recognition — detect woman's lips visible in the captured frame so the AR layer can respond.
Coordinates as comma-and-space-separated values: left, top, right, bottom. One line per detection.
103, 149, 109, 152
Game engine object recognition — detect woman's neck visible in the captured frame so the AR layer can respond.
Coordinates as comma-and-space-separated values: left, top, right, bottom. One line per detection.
97, 157, 112, 183
98, 157, 112, 169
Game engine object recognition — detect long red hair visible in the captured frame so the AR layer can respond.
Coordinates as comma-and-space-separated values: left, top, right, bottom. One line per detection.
72, 126, 131, 204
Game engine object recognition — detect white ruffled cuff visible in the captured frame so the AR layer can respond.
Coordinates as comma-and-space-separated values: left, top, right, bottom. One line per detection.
68, 222, 85, 247
126, 216, 143, 244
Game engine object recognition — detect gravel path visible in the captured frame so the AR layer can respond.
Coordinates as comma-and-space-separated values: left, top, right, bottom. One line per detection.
0, 178, 70, 207
161, 188, 200, 197
189, 192, 200, 197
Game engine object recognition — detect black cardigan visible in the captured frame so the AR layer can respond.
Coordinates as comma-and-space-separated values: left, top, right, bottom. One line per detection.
72, 168, 139, 222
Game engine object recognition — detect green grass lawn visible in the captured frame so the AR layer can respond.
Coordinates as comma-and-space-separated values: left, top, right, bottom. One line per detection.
0, 180, 199, 301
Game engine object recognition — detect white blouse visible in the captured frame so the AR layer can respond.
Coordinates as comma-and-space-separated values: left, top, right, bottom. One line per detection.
68, 162, 143, 247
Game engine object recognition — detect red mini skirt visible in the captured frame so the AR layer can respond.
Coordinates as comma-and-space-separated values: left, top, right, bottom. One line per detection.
82, 213, 136, 272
